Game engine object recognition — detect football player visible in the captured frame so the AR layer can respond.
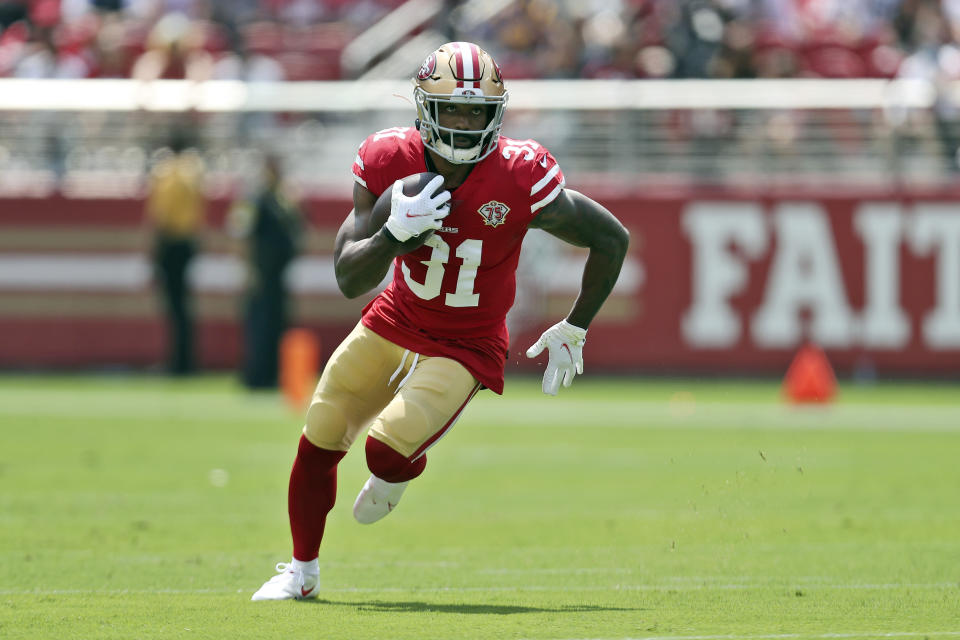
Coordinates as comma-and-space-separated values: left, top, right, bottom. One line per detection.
252, 41, 629, 600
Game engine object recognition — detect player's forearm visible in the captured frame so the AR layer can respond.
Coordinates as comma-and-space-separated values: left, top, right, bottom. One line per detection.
565, 228, 629, 329
334, 230, 401, 298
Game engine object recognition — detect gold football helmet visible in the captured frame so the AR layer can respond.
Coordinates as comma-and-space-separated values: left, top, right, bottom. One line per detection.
413, 42, 508, 164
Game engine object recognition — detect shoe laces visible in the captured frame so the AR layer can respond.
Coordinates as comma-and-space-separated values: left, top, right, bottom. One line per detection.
274, 562, 317, 586
273, 563, 299, 581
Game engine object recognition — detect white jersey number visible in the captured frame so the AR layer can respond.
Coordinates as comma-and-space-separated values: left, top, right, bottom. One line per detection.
401, 236, 482, 307
373, 127, 408, 142
502, 140, 540, 161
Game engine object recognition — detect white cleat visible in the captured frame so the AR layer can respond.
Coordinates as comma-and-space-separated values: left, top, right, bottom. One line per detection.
353, 475, 409, 524
251, 562, 319, 601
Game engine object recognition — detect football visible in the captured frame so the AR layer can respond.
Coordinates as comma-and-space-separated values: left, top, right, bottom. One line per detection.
368, 171, 446, 251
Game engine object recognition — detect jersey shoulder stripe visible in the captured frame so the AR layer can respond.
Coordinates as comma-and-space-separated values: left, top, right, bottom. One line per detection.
531, 182, 564, 212
530, 163, 561, 197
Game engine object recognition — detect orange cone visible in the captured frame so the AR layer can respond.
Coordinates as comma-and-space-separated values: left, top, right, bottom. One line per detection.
783, 343, 836, 404
280, 328, 321, 411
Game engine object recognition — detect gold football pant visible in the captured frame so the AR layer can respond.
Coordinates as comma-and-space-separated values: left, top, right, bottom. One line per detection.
303, 322, 481, 460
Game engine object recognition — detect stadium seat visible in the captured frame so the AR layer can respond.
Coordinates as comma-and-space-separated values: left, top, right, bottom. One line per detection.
243, 21, 283, 57
276, 51, 340, 81
800, 45, 868, 78
195, 20, 230, 54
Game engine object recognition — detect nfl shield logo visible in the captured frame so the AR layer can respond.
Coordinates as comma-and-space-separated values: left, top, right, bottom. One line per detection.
478, 201, 510, 227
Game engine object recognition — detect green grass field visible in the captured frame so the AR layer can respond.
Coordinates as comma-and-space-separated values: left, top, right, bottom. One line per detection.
1, 374, 959, 640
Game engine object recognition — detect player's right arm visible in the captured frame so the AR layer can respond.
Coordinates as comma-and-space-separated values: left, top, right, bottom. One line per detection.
333, 182, 407, 299
333, 177, 450, 298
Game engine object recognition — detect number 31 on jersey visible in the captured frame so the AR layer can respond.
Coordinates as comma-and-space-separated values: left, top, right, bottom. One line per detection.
401, 236, 481, 307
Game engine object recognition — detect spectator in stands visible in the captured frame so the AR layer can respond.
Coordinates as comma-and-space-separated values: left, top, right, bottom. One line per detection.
0, 1, 28, 30
87, 13, 131, 78
144, 127, 206, 375
894, 0, 960, 171
13, 25, 88, 78
227, 154, 303, 389
131, 11, 212, 82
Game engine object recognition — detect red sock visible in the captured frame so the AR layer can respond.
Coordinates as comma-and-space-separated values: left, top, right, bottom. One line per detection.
288, 435, 346, 562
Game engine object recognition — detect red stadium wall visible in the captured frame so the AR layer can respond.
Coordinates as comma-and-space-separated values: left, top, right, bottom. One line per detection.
2, 188, 959, 377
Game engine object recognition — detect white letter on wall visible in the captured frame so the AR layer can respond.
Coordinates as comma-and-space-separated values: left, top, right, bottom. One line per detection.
909, 204, 960, 348
682, 202, 767, 347
752, 203, 855, 348
854, 203, 910, 348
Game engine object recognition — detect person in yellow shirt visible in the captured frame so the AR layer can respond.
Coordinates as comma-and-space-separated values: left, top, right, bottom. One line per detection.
145, 128, 206, 375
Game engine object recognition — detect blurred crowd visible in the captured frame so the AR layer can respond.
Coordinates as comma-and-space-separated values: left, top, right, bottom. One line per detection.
1, 0, 960, 81
0, 0, 403, 81
472, 0, 958, 81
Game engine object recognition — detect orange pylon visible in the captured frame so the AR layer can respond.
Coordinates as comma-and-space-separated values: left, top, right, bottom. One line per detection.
783, 343, 837, 404
280, 328, 320, 411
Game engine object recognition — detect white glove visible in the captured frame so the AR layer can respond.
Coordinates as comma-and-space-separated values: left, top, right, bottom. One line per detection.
525, 320, 587, 396
383, 175, 451, 242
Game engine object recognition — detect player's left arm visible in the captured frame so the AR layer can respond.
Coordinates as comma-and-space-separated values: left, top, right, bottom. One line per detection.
529, 188, 629, 329
525, 188, 629, 395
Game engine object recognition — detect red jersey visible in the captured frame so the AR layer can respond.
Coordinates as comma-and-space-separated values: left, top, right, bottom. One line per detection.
352, 127, 566, 393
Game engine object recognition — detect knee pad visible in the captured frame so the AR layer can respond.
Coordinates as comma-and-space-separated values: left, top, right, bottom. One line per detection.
365, 436, 426, 483
304, 402, 352, 452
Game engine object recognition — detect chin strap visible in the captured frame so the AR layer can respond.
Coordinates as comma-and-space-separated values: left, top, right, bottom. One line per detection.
433, 139, 481, 164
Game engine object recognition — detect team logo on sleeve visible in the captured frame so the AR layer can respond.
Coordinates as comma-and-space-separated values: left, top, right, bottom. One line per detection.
478, 201, 510, 227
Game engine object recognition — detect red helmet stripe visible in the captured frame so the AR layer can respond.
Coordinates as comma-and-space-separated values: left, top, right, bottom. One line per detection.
454, 42, 465, 88
453, 41, 482, 89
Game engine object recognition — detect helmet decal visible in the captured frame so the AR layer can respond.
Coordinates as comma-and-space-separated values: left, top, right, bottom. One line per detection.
417, 52, 436, 80
491, 58, 503, 84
